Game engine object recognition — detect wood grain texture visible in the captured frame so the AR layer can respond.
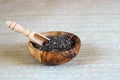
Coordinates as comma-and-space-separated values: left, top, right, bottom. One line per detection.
27, 31, 80, 65
0, 0, 120, 80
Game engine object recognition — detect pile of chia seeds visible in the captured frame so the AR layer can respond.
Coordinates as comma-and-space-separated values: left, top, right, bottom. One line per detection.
32, 36, 75, 51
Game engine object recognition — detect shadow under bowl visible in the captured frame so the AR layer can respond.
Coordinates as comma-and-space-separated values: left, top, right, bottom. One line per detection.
27, 31, 81, 65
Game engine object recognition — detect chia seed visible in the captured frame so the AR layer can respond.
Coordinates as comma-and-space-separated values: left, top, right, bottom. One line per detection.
32, 36, 75, 52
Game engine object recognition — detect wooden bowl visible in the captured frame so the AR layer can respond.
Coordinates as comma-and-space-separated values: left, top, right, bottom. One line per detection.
27, 31, 81, 65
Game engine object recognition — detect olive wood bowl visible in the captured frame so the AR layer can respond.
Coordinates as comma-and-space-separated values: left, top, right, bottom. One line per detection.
27, 31, 81, 65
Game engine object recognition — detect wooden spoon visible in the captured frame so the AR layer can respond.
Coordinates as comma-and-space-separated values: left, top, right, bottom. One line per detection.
6, 21, 50, 46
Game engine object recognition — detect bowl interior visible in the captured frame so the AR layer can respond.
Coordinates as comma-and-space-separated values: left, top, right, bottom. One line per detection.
30, 31, 80, 51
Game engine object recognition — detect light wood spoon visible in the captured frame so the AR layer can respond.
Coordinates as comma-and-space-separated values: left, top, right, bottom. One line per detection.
6, 21, 50, 46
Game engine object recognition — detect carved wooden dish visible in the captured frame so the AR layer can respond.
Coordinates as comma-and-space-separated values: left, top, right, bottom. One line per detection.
27, 31, 81, 65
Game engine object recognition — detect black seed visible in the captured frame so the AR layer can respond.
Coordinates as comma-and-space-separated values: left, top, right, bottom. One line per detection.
32, 36, 75, 52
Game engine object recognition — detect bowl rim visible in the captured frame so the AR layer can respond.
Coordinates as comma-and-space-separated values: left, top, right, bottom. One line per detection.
28, 31, 81, 52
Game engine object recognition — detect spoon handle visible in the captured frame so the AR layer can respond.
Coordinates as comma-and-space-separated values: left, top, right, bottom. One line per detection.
6, 21, 30, 36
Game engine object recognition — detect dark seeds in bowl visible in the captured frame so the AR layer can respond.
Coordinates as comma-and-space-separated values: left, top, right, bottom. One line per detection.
32, 36, 75, 52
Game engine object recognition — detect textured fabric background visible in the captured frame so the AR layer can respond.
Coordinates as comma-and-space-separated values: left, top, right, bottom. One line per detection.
0, 0, 120, 80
